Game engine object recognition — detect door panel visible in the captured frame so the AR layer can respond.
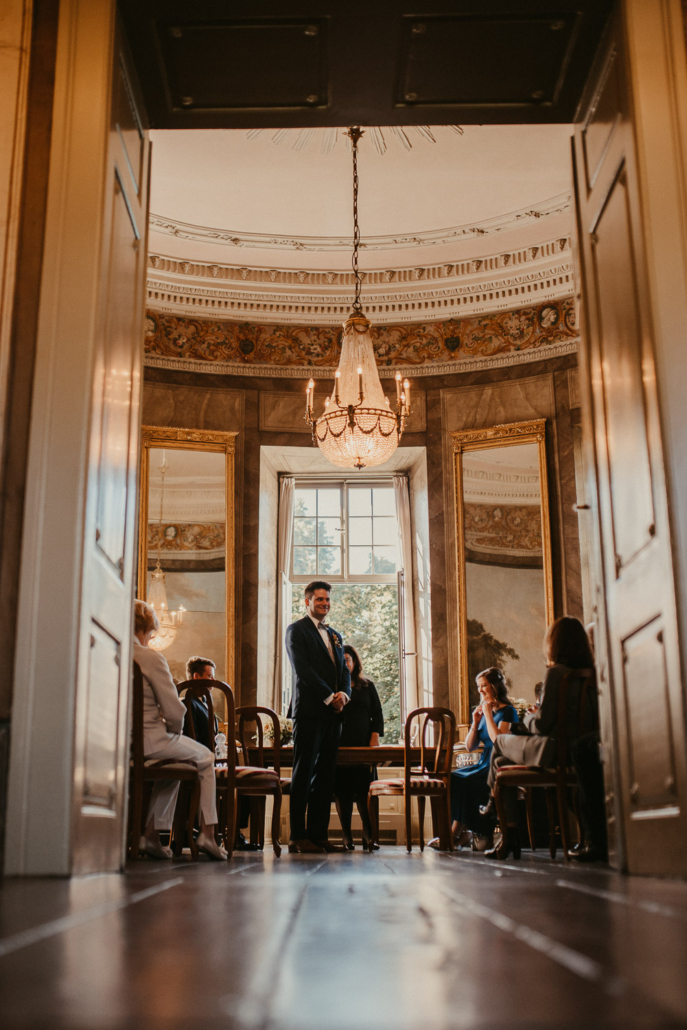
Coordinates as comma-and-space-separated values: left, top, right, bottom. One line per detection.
72, 22, 149, 873
573, 10, 687, 875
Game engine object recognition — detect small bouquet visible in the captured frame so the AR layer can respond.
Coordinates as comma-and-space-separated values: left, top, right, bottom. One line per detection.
262, 715, 293, 746
508, 697, 531, 723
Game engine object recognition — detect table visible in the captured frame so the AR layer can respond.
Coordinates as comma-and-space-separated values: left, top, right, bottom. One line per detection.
245, 744, 479, 768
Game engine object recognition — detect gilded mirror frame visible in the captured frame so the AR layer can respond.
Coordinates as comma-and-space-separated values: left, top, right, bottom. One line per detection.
452, 419, 554, 726
138, 426, 237, 691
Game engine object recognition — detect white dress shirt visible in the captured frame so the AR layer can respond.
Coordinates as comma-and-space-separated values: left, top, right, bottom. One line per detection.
307, 612, 348, 706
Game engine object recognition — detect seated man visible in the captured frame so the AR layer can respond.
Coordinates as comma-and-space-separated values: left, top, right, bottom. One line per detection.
184, 655, 258, 852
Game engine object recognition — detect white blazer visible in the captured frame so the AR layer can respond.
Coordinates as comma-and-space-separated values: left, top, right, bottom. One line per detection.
133, 639, 187, 754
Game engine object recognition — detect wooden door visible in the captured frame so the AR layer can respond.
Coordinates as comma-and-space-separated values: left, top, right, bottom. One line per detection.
573, 9, 687, 875
71, 25, 149, 872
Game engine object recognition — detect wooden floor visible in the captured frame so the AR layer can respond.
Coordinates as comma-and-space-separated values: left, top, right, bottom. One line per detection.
2, 848, 687, 1029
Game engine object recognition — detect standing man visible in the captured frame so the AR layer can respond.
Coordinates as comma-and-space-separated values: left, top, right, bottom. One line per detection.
286, 580, 351, 853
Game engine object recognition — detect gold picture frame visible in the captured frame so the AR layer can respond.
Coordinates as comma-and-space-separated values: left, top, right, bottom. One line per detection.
452, 419, 554, 726
138, 426, 237, 691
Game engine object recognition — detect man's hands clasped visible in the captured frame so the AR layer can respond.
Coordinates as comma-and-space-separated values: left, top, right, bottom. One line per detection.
330, 691, 348, 712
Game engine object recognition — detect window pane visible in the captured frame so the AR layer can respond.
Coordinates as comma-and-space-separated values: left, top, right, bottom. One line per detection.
373, 547, 398, 574
317, 487, 341, 517
372, 487, 396, 517
318, 517, 341, 545
294, 489, 317, 517
373, 516, 397, 545
293, 517, 316, 545
348, 487, 372, 517
349, 546, 373, 575
318, 547, 341, 575
349, 516, 372, 546
293, 547, 316, 575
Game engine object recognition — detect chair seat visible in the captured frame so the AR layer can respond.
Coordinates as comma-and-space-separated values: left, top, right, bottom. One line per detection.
279, 778, 291, 794
236, 766, 281, 791
369, 776, 447, 796
143, 759, 198, 778
496, 766, 576, 786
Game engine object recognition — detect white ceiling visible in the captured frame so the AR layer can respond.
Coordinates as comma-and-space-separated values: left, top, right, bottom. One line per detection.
462, 442, 541, 505
149, 124, 573, 244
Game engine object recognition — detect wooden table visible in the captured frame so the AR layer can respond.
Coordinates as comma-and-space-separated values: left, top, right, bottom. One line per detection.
245, 745, 477, 768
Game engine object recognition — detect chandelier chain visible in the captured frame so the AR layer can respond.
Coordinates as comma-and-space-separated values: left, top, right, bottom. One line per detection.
345, 127, 364, 313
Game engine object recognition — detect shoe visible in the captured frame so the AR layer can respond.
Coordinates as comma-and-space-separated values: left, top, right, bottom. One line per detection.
196, 833, 228, 861
291, 839, 326, 854
342, 837, 355, 851
479, 797, 497, 819
568, 843, 607, 863
312, 840, 347, 853
362, 836, 380, 852
236, 833, 260, 852
139, 836, 173, 860
485, 827, 521, 861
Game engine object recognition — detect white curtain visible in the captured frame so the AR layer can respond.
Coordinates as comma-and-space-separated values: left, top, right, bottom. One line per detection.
273, 476, 295, 712
393, 475, 419, 715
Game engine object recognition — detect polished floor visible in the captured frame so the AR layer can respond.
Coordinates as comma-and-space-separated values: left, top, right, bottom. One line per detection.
1, 848, 687, 1030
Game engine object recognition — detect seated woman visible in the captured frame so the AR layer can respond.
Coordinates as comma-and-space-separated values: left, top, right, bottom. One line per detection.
480, 615, 596, 861
334, 645, 384, 850
133, 600, 226, 860
430, 667, 517, 851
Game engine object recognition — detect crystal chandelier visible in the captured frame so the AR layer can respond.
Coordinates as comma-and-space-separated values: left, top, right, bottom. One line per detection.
305, 127, 410, 469
147, 454, 185, 652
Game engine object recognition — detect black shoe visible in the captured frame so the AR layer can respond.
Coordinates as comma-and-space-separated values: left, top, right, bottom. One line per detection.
485, 827, 521, 861
568, 843, 607, 863
479, 797, 496, 819
236, 833, 260, 852
362, 836, 380, 852
312, 840, 347, 853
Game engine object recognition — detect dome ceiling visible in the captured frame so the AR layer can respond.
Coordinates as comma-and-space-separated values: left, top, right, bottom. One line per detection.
147, 124, 575, 325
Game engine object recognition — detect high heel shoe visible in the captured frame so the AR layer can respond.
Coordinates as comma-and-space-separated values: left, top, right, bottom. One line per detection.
479, 797, 496, 820
485, 827, 521, 861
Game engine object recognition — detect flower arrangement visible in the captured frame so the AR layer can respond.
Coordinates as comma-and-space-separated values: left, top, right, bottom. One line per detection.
508, 697, 531, 723
262, 715, 293, 746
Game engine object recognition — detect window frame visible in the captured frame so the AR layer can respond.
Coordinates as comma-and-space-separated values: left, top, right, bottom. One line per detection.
290, 476, 400, 585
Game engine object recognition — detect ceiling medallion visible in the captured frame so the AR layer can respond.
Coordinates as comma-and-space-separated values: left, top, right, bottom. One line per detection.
305, 128, 410, 469
246, 124, 463, 156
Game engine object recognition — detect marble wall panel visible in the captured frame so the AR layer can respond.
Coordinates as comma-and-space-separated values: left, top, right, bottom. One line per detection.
259, 386, 427, 434
142, 381, 244, 431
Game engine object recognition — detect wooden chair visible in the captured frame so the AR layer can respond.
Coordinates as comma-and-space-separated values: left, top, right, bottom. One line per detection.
367, 707, 456, 852
128, 662, 200, 861
235, 705, 284, 856
493, 669, 597, 861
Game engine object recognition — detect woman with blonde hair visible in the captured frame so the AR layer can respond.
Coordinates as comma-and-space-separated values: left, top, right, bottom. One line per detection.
133, 599, 225, 860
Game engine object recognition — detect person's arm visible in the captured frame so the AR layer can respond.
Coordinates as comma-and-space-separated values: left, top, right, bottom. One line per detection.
525, 667, 561, 736
286, 623, 335, 705
146, 651, 186, 733
367, 680, 384, 740
465, 705, 482, 751
481, 701, 512, 743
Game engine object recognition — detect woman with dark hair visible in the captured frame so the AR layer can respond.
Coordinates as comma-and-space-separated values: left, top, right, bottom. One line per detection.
334, 645, 384, 850
480, 616, 596, 861
429, 667, 518, 851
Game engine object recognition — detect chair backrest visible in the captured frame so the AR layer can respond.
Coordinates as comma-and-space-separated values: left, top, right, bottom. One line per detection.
176, 679, 236, 774
131, 662, 145, 774
236, 706, 281, 777
555, 668, 598, 770
404, 707, 456, 784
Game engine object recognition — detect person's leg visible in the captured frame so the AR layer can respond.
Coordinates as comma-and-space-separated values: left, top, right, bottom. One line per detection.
289, 716, 318, 843
571, 732, 608, 858
307, 715, 340, 843
338, 794, 354, 845
143, 781, 181, 855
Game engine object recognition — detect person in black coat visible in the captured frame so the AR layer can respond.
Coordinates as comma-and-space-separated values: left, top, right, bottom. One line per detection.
334, 645, 384, 850
285, 580, 351, 853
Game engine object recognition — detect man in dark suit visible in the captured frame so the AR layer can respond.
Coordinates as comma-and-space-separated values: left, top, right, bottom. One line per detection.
286, 580, 351, 853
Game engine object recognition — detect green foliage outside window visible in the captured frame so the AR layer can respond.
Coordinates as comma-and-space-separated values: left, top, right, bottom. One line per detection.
291, 583, 401, 743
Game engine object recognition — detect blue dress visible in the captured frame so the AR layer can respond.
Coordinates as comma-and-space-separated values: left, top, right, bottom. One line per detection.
450, 705, 518, 831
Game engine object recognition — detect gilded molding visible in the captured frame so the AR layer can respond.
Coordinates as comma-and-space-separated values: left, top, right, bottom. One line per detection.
140, 425, 237, 449
452, 418, 548, 450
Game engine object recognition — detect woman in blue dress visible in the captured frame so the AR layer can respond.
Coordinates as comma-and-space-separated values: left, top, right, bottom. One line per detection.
432, 667, 517, 850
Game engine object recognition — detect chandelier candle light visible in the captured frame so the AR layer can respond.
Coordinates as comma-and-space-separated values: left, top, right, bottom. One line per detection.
147, 452, 185, 652
305, 126, 410, 469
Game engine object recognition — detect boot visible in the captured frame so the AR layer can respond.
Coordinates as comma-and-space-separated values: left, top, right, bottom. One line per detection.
485, 827, 521, 861
479, 797, 496, 820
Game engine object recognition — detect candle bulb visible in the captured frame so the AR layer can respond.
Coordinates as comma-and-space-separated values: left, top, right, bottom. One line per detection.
403, 378, 411, 410
335, 370, 341, 406
395, 372, 402, 405
357, 366, 363, 403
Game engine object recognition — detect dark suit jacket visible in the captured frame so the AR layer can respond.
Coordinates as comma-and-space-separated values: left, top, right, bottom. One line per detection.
183, 695, 218, 750
285, 616, 351, 721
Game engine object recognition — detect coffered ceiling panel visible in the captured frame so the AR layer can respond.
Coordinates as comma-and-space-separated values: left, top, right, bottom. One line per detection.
119, 0, 614, 128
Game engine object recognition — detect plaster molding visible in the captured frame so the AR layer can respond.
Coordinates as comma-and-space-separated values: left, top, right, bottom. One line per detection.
148, 193, 571, 253
144, 337, 578, 379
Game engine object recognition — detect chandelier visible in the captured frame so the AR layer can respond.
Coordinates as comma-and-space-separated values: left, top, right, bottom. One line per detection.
147, 454, 185, 652
306, 127, 410, 469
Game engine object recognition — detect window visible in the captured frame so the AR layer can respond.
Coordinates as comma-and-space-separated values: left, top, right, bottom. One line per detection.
291, 481, 399, 582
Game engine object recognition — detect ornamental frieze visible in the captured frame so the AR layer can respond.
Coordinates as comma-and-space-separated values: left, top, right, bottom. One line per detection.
145, 297, 576, 372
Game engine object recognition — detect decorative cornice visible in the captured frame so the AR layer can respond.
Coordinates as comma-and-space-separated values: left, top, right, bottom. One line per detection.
148, 193, 571, 253
141, 425, 237, 449
144, 299, 578, 379
147, 237, 573, 326
452, 418, 547, 450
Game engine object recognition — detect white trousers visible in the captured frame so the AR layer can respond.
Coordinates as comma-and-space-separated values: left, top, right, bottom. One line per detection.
145, 733, 217, 831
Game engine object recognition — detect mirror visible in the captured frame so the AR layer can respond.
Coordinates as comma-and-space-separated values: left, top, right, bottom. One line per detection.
138, 427, 236, 701
453, 420, 553, 724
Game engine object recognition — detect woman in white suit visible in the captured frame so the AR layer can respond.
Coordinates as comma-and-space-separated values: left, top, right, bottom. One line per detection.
134, 599, 226, 860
